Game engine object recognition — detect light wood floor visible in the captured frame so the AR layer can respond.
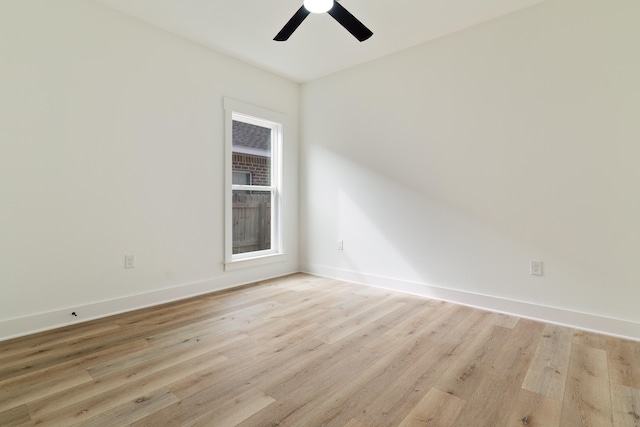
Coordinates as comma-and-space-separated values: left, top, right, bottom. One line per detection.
1, 274, 639, 426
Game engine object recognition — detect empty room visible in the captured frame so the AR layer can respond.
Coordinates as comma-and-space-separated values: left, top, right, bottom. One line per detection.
1, 0, 639, 425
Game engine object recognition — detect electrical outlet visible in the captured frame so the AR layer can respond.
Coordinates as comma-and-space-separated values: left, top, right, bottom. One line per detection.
337, 240, 344, 251
530, 260, 543, 276
125, 254, 136, 269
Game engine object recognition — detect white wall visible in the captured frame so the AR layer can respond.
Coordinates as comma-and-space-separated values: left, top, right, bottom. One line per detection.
300, 0, 640, 338
0, 0, 299, 339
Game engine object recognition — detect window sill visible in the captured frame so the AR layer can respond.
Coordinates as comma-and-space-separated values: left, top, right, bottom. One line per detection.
224, 253, 287, 271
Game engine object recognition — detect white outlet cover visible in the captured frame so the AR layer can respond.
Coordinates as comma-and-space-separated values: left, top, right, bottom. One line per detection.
530, 260, 543, 276
125, 254, 136, 269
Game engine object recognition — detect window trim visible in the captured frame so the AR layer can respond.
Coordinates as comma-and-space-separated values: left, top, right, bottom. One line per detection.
223, 98, 286, 270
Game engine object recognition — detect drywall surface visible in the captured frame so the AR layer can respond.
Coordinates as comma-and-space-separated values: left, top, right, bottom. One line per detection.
300, 0, 640, 330
0, 0, 299, 338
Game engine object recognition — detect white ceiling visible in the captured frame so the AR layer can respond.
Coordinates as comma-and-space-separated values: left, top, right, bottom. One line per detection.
96, 0, 546, 82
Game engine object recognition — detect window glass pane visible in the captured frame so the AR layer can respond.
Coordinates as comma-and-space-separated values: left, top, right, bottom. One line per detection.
232, 171, 251, 185
232, 190, 272, 254
232, 121, 271, 186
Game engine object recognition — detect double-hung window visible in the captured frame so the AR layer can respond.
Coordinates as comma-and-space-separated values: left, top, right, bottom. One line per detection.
224, 98, 284, 270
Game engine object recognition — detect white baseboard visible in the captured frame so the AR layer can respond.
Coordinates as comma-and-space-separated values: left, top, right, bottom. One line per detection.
0, 271, 297, 342
4, 266, 638, 343
301, 264, 640, 342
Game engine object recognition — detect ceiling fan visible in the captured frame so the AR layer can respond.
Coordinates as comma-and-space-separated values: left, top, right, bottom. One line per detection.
274, 0, 373, 42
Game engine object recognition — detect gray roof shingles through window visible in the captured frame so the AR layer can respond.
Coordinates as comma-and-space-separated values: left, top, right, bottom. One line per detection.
233, 121, 270, 151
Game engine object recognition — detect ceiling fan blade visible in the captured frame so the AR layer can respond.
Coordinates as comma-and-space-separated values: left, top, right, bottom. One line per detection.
327, 2, 373, 42
274, 6, 311, 41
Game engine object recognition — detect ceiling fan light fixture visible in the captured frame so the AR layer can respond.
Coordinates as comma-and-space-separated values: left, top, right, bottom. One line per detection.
303, 0, 333, 13
274, 0, 372, 42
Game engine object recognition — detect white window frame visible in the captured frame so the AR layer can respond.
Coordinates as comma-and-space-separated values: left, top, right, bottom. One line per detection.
224, 98, 285, 270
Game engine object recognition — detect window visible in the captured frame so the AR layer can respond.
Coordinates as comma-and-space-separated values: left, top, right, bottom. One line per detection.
224, 98, 285, 270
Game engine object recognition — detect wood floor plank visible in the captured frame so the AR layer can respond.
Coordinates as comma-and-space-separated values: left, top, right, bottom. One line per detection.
255, 329, 435, 427
87, 329, 245, 380
0, 330, 103, 400
397, 388, 466, 427
610, 383, 640, 427
364, 300, 455, 355
144, 313, 248, 347
257, 273, 329, 292
112, 298, 219, 327
504, 389, 562, 427
356, 310, 493, 427
240, 302, 331, 343
449, 320, 544, 426
261, 281, 357, 317
25, 351, 227, 426
79, 387, 180, 427
319, 301, 406, 344
27, 350, 228, 419
0, 404, 31, 426
130, 346, 301, 427
521, 323, 573, 400
256, 323, 388, 400
238, 346, 384, 426
0, 368, 94, 414
111, 295, 267, 339
0, 273, 638, 427
490, 312, 520, 329
317, 308, 494, 426
0, 337, 150, 384
157, 338, 327, 423
374, 298, 437, 329
322, 293, 396, 329
608, 337, 640, 389
560, 343, 613, 427
185, 387, 275, 427
240, 322, 330, 359
165, 322, 386, 427
573, 329, 608, 350
87, 331, 237, 381
435, 323, 511, 401
0, 323, 121, 362
265, 272, 319, 286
